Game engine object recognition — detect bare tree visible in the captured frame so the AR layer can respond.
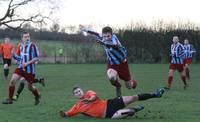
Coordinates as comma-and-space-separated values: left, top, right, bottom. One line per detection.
0, 0, 60, 29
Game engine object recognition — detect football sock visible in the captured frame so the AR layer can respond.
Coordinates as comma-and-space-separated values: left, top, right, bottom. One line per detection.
110, 80, 121, 88
138, 93, 156, 100
16, 82, 25, 96
186, 68, 190, 79
167, 76, 173, 87
4, 69, 9, 77
181, 76, 187, 86
34, 78, 39, 83
9, 85, 15, 100
31, 88, 40, 98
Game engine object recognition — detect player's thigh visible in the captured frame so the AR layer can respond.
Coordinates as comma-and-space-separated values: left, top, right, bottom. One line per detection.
10, 73, 21, 85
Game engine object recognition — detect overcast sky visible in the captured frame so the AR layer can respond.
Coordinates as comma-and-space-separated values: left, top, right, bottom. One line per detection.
54, 0, 200, 28
1, 0, 200, 28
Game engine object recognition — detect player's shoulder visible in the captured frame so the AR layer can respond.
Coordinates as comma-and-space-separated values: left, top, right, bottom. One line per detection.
87, 90, 96, 95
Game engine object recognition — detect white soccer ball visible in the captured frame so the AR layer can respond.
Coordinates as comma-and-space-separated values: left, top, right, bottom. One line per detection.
107, 68, 118, 81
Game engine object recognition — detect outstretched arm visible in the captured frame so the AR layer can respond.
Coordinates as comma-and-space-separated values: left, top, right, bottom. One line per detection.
79, 24, 102, 40
59, 110, 68, 118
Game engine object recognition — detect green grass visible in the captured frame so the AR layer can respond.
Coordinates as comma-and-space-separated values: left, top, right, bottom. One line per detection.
0, 64, 200, 122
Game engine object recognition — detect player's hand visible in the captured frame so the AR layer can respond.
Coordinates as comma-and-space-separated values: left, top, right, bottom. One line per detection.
14, 60, 18, 64
22, 62, 28, 68
59, 110, 66, 117
123, 58, 127, 63
96, 40, 104, 45
82, 99, 91, 104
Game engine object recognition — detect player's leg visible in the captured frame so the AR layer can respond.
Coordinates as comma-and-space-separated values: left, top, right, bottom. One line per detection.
105, 88, 164, 119
185, 63, 190, 80
179, 66, 187, 89
13, 77, 26, 101
107, 68, 121, 97
2, 73, 20, 104
26, 74, 41, 105
27, 83, 41, 105
3, 59, 10, 79
122, 88, 165, 106
34, 77, 45, 87
118, 62, 137, 89
111, 105, 144, 119
165, 64, 175, 89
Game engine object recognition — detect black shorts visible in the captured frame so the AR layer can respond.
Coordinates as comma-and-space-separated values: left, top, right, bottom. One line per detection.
105, 96, 125, 118
3, 58, 11, 66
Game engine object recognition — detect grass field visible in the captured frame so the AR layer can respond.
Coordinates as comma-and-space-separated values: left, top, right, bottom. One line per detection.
0, 64, 200, 122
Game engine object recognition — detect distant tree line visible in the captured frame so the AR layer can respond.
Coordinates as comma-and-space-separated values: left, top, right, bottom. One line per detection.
0, 22, 199, 63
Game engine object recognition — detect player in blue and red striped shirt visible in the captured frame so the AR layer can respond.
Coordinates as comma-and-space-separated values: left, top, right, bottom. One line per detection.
165, 36, 187, 89
80, 25, 137, 97
2, 32, 41, 105
183, 39, 196, 80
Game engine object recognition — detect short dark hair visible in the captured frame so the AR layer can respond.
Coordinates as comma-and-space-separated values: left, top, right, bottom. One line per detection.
102, 26, 113, 34
72, 86, 81, 94
21, 31, 29, 38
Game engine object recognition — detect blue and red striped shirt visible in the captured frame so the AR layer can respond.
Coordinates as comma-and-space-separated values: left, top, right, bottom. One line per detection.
184, 44, 196, 59
82, 29, 127, 65
13, 41, 39, 74
170, 42, 185, 64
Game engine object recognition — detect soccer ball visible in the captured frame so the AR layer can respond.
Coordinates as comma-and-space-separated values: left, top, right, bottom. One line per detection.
107, 68, 118, 81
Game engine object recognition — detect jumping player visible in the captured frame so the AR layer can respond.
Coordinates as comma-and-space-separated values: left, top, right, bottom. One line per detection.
79, 25, 137, 97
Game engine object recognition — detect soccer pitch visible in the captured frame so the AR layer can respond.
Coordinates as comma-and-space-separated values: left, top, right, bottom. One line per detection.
0, 64, 200, 122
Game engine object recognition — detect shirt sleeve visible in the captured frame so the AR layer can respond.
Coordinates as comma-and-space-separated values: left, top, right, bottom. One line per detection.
65, 103, 80, 117
32, 44, 40, 60
86, 90, 96, 98
13, 44, 21, 61
82, 28, 102, 40
177, 44, 185, 58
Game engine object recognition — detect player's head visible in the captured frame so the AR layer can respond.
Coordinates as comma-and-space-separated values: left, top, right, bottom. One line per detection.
4, 37, 10, 43
72, 86, 84, 99
184, 39, 189, 44
102, 26, 113, 41
21, 31, 30, 43
172, 36, 179, 43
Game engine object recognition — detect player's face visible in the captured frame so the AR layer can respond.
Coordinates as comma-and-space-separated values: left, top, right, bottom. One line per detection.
73, 88, 84, 99
172, 36, 179, 43
4, 38, 10, 43
184, 39, 189, 44
102, 33, 112, 41
22, 33, 30, 43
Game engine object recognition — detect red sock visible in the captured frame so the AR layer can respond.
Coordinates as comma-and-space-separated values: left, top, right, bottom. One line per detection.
9, 85, 15, 100
167, 76, 173, 87
32, 88, 40, 98
181, 76, 187, 85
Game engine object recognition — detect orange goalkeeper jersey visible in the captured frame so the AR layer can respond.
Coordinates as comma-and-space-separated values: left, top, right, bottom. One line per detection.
1, 43, 14, 59
65, 90, 107, 118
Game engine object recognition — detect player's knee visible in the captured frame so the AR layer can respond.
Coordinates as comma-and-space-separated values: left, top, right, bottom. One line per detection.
10, 80, 16, 86
110, 80, 117, 86
107, 68, 118, 81
4, 64, 8, 69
